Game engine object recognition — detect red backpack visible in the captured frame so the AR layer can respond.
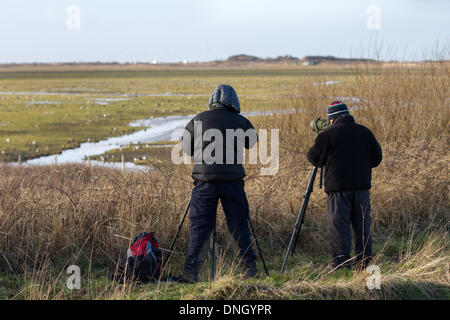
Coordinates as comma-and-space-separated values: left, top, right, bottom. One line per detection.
114, 232, 162, 283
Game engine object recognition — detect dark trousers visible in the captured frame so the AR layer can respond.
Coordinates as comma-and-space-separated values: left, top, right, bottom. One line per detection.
327, 190, 373, 268
183, 180, 256, 274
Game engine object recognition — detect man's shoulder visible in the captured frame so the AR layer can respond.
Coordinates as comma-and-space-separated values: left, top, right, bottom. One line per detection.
321, 121, 373, 143
194, 109, 235, 119
237, 112, 252, 124
330, 120, 372, 132
353, 122, 375, 136
194, 109, 251, 123
193, 110, 213, 120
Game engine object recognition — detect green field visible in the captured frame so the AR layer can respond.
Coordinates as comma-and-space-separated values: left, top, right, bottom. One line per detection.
0, 68, 353, 162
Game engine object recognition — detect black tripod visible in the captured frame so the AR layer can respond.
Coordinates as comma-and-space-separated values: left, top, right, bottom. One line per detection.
163, 199, 270, 279
280, 166, 322, 274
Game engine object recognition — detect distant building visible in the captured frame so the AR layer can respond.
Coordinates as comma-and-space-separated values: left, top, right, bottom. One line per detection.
301, 60, 318, 66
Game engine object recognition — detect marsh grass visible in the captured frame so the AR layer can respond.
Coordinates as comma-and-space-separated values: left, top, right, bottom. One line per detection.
0, 61, 448, 299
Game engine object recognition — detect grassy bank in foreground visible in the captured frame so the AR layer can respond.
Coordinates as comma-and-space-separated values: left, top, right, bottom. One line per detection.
1, 229, 447, 300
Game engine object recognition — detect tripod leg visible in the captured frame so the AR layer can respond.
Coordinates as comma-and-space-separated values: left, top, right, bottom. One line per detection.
280, 167, 318, 274
248, 216, 270, 276
211, 223, 216, 281
162, 200, 190, 270
291, 208, 305, 253
291, 198, 308, 253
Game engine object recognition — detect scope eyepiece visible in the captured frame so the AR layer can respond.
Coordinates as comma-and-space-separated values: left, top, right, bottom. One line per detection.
310, 118, 331, 134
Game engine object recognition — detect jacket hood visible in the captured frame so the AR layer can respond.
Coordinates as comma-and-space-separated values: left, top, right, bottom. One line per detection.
209, 84, 241, 113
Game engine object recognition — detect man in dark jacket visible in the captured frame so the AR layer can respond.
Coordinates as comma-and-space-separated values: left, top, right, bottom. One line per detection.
178, 84, 258, 282
307, 101, 382, 269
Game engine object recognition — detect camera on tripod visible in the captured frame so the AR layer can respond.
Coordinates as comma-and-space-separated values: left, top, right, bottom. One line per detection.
310, 118, 331, 134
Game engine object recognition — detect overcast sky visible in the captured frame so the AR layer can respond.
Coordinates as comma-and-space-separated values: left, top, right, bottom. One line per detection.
0, 0, 448, 63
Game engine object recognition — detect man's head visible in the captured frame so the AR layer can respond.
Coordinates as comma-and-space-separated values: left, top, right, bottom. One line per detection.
328, 101, 349, 122
209, 84, 241, 113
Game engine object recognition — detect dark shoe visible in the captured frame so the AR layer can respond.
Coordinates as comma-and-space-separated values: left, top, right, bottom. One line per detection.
172, 271, 198, 283
330, 261, 352, 271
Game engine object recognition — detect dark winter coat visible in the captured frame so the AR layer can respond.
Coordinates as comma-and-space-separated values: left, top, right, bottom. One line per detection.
307, 115, 382, 193
181, 106, 256, 182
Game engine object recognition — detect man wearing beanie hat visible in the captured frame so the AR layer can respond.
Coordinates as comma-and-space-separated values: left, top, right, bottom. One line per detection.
307, 101, 382, 269
327, 101, 350, 121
